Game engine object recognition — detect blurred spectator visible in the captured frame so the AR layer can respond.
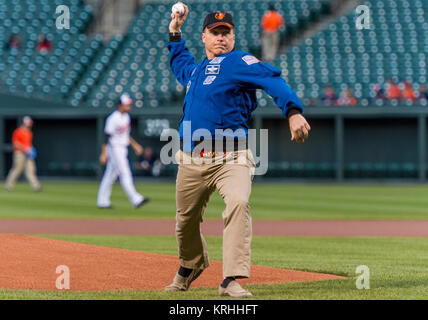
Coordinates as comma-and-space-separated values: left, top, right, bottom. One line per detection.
337, 88, 357, 106
373, 83, 386, 101
320, 85, 337, 106
402, 81, 416, 104
36, 35, 51, 54
308, 98, 318, 106
260, 4, 284, 62
386, 79, 401, 101
6, 34, 20, 52
137, 147, 163, 177
418, 84, 428, 101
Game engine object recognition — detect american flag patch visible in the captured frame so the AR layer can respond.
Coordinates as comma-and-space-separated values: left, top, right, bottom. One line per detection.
242, 55, 260, 65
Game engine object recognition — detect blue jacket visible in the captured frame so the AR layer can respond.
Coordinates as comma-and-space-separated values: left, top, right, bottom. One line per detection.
168, 39, 303, 150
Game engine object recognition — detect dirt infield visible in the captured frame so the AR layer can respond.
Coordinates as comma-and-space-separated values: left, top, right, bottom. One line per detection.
0, 234, 344, 291
1, 219, 428, 237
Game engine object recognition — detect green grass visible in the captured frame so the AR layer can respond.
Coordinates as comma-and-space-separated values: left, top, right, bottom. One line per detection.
1, 235, 428, 299
1, 181, 428, 220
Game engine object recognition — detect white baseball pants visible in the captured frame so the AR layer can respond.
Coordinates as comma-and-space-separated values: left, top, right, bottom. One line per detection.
97, 145, 143, 207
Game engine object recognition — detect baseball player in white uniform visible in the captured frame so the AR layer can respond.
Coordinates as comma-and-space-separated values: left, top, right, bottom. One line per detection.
97, 93, 150, 209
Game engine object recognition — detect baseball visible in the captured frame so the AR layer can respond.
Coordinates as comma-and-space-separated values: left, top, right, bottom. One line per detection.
171, 2, 185, 16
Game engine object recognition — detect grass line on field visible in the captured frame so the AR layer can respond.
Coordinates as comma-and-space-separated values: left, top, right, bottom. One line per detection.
0, 182, 427, 220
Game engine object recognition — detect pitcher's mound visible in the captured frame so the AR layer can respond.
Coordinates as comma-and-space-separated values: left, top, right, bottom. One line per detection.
0, 234, 344, 291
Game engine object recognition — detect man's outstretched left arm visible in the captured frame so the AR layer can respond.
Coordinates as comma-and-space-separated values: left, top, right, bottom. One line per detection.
233, 56, 311, 142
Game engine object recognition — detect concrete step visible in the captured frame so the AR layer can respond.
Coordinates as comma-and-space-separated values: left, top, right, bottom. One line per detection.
85, 0, 140, 41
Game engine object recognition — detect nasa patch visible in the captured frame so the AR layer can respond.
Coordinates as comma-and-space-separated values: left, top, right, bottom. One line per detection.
205, 64, 220, 75
203, 76, 216, 85
242, 55, 260, 65
210, 57, 226, 64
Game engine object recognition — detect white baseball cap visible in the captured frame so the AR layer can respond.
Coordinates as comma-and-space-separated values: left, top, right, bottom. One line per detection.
119, 93, 133, 106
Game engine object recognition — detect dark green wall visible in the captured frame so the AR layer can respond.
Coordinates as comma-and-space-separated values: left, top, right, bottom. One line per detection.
0, 95, 427, 180
344, 118, 418, 163
264, 118, 335, 162
34, 119, 98, 175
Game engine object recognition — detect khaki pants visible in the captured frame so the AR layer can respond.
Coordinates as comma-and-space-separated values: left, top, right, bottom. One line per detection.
6, 152, 40, 191
262, 31, 280, 62
175, 149, 255, 279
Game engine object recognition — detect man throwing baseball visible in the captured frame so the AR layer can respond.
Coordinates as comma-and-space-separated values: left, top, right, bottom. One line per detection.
165, 4, 310, 297
97, 93, 149, 209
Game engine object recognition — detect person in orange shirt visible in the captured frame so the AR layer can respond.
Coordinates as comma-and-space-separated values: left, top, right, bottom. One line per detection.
5, 116, 41, 191
260, 4, 285, 62
386, 79, 402, 101
402, 81, 416, 104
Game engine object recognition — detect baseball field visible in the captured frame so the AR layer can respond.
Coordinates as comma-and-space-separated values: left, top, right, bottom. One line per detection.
1, 181, 428, 300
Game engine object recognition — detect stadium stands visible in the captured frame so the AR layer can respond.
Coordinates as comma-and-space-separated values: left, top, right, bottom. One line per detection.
83, 0, 331, 109
0, 0, 426, 110
70, 35, 124, 107
266, 0, 428, 108
82, 0, 427, 110
82, 0, 427, 109
0, 0, 97, 101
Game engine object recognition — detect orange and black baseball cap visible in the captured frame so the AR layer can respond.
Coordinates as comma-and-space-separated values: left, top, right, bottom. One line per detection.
203, 11, 234, 31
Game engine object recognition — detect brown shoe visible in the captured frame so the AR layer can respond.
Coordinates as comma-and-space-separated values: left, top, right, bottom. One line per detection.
164, 269, 203, 291
218, 280, 253, 298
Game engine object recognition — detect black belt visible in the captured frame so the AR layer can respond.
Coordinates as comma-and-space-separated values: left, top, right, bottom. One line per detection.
179, 139, 248, 153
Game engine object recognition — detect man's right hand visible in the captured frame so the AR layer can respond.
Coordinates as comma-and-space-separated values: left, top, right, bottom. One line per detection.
289, 114, 311, 143
169, 2, 189, 33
